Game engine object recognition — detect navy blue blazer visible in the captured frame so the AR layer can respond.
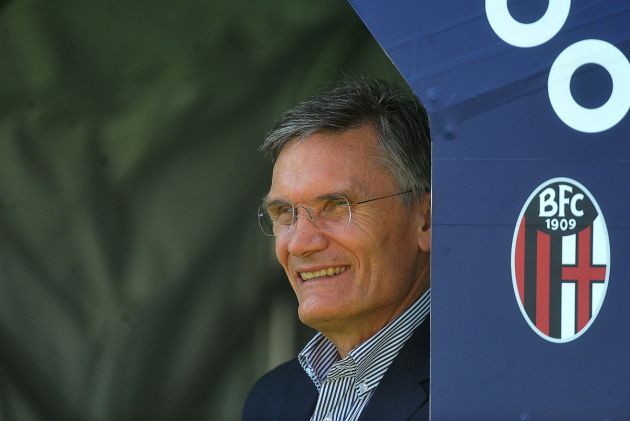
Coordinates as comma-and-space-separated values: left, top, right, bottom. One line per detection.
242, 319, 430, 421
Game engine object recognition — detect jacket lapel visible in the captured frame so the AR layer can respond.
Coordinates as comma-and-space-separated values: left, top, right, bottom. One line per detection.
358, 319, 430, 421
282, 363, 318, 420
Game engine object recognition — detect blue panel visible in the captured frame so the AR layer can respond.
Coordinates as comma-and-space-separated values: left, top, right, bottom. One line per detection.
349, 0, 630, 418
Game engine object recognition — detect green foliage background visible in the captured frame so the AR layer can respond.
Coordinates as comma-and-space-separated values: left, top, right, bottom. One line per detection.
0, 0, 402, 419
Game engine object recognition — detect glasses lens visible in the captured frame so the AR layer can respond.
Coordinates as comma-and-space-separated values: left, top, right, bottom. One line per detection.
257, 196, 352, 236
317, 195, 351, 231
258, 202, 295, 237
257, 206, 276, 236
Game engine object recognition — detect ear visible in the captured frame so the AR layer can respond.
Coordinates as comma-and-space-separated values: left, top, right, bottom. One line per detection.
416, 192, 431, 252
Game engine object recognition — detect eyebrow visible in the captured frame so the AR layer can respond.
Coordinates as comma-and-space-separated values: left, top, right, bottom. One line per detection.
318, 191, 356, 202
262, 190, 357, 207
261, 197, 291, 208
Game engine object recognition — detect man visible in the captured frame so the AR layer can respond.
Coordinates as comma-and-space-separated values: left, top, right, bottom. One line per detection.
244, 78, 431, 421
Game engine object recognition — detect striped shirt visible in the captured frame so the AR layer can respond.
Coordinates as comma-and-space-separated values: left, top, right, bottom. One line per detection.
298, 289, 431, 421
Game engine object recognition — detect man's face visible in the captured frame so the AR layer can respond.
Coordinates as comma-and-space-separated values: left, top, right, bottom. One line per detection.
267, 124, 430, 337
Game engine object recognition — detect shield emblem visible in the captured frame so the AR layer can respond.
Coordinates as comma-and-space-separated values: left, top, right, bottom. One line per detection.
511, 177, 610, 342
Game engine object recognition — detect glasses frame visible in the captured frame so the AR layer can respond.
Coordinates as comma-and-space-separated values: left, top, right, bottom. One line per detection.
257, 189, 416, 237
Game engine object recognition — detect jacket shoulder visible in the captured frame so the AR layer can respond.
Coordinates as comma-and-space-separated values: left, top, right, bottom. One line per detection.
242, 359, 317, 421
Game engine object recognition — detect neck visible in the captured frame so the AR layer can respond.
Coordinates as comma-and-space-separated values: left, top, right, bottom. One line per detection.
326, 324, 383, 359
315, 262, 430, 358
325, 284, 428, 358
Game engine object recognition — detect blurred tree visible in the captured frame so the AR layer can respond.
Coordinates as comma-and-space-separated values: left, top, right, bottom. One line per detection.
0, 0, 402, 419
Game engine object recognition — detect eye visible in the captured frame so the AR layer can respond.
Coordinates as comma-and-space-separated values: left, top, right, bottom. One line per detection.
268, 203, 294, 225
321, 197, 350, 217
277, 204, 292, 214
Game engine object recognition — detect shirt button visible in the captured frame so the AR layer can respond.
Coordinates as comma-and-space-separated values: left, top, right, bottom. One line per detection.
323, 416, 333, 421
357, 382, 368, 394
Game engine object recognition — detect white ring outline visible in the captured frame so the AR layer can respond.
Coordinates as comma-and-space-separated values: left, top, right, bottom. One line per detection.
548, 39, 630, 133
485, 0, 571, 48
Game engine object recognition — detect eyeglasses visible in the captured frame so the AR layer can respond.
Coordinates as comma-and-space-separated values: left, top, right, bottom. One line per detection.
257, 190, 415, 237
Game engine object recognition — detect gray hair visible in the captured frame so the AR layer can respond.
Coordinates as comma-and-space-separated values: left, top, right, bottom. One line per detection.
260, 77, 431, 206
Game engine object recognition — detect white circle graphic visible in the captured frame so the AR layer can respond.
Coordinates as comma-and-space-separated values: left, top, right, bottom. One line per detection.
548, 39, 630, 133
485, 0, 571, 48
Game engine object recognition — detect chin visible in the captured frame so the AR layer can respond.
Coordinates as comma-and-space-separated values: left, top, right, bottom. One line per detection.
297, 303, 342, 330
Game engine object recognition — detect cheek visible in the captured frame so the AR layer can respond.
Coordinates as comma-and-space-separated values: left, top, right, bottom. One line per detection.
340, 216, 386, 275
350, 209, 407, 254
275, 238, 289, 269
355, 218, 417, 278
350, 212, 387, 239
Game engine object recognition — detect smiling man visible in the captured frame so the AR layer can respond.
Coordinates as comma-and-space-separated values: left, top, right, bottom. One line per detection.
243, 78, 431, 421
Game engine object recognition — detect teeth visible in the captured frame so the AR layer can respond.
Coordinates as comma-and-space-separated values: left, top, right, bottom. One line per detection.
300, 266, 347, 280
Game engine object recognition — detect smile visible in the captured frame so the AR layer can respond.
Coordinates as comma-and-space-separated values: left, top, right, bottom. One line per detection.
300, 266, 348, 281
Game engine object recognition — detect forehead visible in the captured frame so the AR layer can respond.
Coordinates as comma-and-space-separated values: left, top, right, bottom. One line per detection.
268, 125, 396, 201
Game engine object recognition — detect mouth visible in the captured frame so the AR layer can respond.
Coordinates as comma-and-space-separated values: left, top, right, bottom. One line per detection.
299, 266, 348, 281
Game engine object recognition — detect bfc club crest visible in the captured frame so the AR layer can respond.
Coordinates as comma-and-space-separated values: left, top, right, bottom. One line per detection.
511, 178, 610, 343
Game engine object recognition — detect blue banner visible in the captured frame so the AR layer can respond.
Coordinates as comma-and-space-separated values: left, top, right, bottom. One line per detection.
349, 1, 630, 419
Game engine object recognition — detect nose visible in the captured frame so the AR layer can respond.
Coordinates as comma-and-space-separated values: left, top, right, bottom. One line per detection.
293, 205, 316, 223
285, 207, 327, 257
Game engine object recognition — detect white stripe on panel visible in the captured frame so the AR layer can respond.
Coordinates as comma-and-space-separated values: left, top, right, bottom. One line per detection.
562, 234, 576, 265
592, 216, 608, 265
592, 283, 605, 316
561, 283, 576, 339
